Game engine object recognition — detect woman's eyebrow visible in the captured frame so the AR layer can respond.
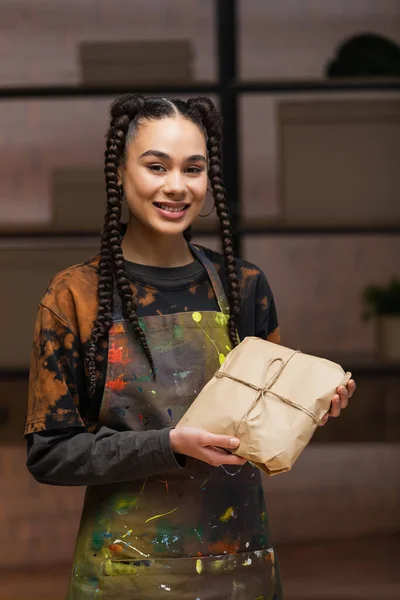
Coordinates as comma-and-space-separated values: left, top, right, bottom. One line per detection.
139, 149, 206, 162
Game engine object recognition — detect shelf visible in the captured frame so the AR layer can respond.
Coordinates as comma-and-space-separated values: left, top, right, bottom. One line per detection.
0, 78, 399, 99
1, 221, 400, 241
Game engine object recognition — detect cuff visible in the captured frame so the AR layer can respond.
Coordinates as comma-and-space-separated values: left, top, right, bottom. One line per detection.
159, 427, 187, 471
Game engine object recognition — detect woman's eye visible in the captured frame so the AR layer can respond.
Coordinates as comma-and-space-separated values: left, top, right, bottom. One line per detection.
186, 166, 204, 174
148, 164, 166, 172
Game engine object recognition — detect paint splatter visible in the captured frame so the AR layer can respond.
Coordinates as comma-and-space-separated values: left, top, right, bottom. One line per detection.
215, 313, 229, 326
242, 557, 252, 566
109, 543, 123, 554
173, 324, 184, 339
151, 390, 157, 395
219, 353, 226, 365
91, 531, 104, 551
167, 408, 173, 420
211, 559, 236, 572
173, 370, 191, 380
113, 539, 149, 557
157, 475, 169, 500
208, 540, 239, 555
192, 312, 202, 323
160, 584, 171, 591
138, 386, 143, 393
108, 343, 130, 365
196, 559, 203, 574
145, 506, 180, 523
113, 496, 138, 515
106, 375, 127, 392
219, 506, 236, 522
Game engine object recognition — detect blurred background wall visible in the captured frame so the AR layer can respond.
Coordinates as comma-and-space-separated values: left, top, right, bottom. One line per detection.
0, 1, 399, 599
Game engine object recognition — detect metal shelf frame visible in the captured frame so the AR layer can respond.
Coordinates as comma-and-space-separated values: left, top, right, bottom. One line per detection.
0, 1, 400, 252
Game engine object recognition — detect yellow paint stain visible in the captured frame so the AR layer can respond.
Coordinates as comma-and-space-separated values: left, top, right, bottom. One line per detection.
219, 353, 226, 365
211, 559, 235, 572
192, 312, 202, 323
220, 506, 236, 523
242, 558, 252, 566
196, 559, 203, 574
145, 505, 180, 523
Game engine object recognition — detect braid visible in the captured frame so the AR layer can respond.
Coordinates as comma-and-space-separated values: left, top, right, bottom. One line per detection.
87, 94, 239, 399
86, 95, 154, 398
188, 97, 241, 349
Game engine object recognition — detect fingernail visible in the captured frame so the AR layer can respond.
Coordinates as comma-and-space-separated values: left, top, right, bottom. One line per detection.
230, 438, 239, 448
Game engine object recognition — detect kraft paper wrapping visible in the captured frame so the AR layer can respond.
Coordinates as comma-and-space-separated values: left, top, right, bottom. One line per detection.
177, 337, 352, 475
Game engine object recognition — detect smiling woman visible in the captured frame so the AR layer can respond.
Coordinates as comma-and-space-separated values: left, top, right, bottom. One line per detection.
120, 116, 208, 248
25, 95, 284, 600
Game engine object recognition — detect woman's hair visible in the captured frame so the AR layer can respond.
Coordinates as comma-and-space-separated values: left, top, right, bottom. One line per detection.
86, 95, 241, 397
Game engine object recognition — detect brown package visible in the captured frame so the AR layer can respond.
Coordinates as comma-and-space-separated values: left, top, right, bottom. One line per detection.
177, 337, 351, 475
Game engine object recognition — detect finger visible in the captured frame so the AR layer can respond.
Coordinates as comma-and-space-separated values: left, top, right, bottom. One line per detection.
202, 447, 247, 467
319, 414, 329, 427
347, 379, 356, 398
337, 386, 349, 409
328, 395, 341, 417
202, 432, 240, 450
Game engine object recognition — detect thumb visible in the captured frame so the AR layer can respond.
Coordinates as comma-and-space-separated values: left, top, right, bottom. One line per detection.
203, 432, 240, 450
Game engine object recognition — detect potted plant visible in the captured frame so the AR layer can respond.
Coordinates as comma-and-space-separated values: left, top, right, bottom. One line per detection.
363, 279, 400, 361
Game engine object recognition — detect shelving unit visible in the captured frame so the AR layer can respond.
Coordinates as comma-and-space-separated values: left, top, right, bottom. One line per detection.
0, 0, 399, 423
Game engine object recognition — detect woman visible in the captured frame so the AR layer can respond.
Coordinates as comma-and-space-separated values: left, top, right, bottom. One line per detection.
25, 95, 355, 599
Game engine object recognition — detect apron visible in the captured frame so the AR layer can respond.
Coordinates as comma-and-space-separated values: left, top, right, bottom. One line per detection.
67, 245, 283, 600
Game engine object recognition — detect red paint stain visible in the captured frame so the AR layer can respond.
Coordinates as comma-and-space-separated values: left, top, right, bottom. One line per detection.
106, 375, 127, 392
109, 543, 123, 554
108, 343, 130, 365
208, 540, 239, 555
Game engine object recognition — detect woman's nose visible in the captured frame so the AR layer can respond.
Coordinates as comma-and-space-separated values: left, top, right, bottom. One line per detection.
163, 172, 187, 197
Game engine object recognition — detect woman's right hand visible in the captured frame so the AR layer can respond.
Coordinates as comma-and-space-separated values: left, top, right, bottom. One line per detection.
169, 427, 247, 467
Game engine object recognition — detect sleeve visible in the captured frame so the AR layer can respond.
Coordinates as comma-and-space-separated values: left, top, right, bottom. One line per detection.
25, 304, 86, 435
26, 426, 185, 486
254, 272, 281, 343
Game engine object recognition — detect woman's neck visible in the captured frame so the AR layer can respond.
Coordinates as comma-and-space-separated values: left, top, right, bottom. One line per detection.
121, 220, 194, 268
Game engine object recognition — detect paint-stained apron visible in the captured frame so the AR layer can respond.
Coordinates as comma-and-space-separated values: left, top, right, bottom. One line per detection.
67, 245, 283, 600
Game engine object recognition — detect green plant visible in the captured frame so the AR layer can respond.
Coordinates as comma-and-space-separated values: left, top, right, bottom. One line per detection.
362, 279, 400, 320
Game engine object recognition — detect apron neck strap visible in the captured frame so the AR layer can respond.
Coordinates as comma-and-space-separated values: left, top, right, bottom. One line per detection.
113, 245, 231, 320
189, 244, 230, 315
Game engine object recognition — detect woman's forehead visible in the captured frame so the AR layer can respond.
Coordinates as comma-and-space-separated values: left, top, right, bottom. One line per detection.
128, 116, 206, 155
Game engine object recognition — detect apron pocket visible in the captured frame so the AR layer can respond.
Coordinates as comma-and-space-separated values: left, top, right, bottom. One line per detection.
102, 549, 277, 600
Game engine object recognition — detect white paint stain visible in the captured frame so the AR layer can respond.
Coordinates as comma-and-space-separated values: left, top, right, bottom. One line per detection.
242, 557, 252, 566
160, 584, 171, 591
113, 539, 149, 557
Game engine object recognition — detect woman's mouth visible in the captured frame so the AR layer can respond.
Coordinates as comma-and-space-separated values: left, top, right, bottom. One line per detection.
153, 202, 190, 219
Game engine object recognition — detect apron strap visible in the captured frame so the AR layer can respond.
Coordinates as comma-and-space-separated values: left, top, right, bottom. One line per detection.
189, 244, 230, 315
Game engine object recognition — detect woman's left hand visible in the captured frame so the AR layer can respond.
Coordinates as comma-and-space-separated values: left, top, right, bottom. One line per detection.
319, 379, 356, 426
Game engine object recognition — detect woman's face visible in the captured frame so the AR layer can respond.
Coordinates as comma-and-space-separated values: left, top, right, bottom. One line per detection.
119, 116, 208, 237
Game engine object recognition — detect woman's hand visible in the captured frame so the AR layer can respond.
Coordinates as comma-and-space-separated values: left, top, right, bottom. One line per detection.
319, 378, 357, 426
170, 427, 247, 467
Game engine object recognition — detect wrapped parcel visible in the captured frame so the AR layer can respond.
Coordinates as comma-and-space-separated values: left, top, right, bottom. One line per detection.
177, 337, 351, 475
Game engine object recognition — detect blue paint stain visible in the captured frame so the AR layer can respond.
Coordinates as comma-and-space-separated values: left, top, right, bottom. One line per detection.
138, 386, 143, 393
167, 408, 173, 421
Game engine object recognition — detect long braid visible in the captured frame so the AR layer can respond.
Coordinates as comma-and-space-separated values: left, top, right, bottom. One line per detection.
188, 97, 241, 349
87, 94, 240, 399
86, 95, 154, 397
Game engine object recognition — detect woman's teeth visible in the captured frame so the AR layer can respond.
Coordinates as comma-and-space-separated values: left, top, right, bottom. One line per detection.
156, 203, 187, 212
